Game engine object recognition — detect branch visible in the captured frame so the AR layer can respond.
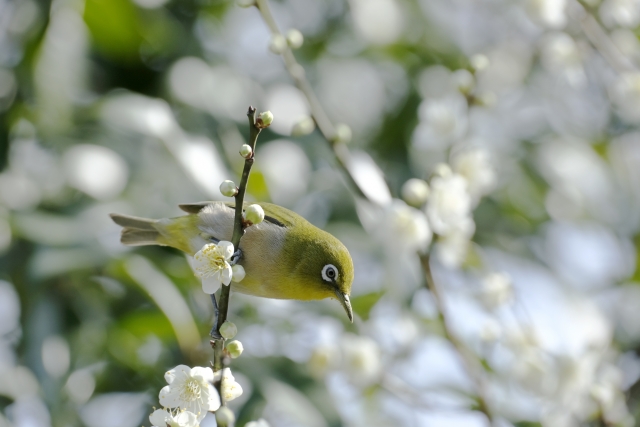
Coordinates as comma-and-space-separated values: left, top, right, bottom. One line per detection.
254, 0, 369, 201
212, 106, 262, 403
572, 0, 637, 73
419, 253, 494, 424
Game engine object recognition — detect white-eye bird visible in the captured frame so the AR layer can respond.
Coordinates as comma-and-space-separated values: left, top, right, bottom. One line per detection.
110, 202, 354, 321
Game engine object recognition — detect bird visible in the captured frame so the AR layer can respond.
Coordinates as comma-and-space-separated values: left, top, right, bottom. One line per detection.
110, 201, 354, 321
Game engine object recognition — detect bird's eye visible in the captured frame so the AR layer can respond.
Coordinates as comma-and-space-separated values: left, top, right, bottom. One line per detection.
322, 264, 338, 282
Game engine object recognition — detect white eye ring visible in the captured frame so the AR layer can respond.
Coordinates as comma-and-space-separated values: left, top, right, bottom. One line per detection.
322, 264, 339, 282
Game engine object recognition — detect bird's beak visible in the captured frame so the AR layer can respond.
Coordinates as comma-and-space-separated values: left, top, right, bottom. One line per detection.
335, 290, 353, 323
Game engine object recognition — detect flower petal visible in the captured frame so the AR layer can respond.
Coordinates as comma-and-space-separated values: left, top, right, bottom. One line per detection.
149, 409, 170, 426
192, 366, 214, 383
159, 385, 182, 408
206, 384, 221, 411
176, 411, 199, 427
218, 241, 234, 259
221, 265, 233, 286
168, 365, 192, 382
223, 380, 243, 402
202, 277, 221, 294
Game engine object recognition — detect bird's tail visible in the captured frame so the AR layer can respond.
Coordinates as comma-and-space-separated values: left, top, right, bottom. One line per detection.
109, 213, 162, 246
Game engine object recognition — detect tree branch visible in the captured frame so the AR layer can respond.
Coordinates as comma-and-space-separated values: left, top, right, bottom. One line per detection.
254, 0, 369, 201
419, 253, 494, 424
572, 0, 637, 73
212, 106, 262, 404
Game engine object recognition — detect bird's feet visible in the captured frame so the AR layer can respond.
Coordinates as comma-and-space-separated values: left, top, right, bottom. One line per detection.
230, 248, 243, 265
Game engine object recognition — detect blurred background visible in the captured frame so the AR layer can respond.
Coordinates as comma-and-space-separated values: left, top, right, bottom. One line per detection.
1, 0, 640, 426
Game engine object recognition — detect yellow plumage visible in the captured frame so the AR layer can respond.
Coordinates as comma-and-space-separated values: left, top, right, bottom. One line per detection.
110, 201, 354, 321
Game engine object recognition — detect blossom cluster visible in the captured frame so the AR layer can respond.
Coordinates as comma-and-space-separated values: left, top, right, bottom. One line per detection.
149, 365, 244, 426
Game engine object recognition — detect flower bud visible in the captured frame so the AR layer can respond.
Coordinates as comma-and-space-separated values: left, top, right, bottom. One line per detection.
239, 144, 252, 159
258, 111, 274, 128
219, 321, 237, 339
231, 265, 246, 282
215, 406, 235, 427
286, 29, 304, 49
431, 163, 452, 178
334, 123, 352, 144
401, 178, 430, 207
291, 116, 315, 136
470, 54, 489, 72
226, 340, 244, 358
269, 34, 287, 54
452, 69, 475, 94
236, 0, 254, 7
243, 204, 265, 225
220, 180, 238, 197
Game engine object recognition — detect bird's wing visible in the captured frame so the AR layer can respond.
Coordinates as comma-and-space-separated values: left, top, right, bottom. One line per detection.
179, 201, 212, 214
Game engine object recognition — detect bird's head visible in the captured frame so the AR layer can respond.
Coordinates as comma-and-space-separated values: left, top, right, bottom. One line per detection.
283, 228, 354, 322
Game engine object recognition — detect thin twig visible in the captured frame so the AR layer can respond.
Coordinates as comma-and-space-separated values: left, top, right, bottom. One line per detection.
212, 106, 262, 404
254, 0, 369, 201
419, 253, 494, 424
572, 0, 637, 73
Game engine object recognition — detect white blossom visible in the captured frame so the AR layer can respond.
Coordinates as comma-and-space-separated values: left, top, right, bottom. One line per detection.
540, 32, 585, 86
527, 0, 567, 28
341, 334, 382, 386
308, 344, 341, 377
159, 365, 220, 421
246, 419, 271, 427
401, 178, 430, 207
383, 199, 432, 252
149, 409, 199, 427
213, 368, 243, 402
451, 146, 496, 203
425, 173, 473, 236
479, 272, 514, 310
434, 224, 474, 268
600, 0, 640, 28
193, 241, 234, 294
412, 94, 468, 150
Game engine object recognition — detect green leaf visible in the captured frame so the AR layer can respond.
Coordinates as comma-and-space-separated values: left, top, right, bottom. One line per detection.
350, 291, 385, 321
84, 0, 142, 62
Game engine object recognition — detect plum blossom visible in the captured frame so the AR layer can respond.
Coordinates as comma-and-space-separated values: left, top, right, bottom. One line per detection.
383, 200, 432, 252
412, 94, 468, 150
479, 272, 514, 310
192, 241, 234, 294
213, 368, 243, 402
159, 365, 220, 421
451, 146, 496, 203
425, 173, 473, 236
149, 409, 199, 427
341, 334, 382, 386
